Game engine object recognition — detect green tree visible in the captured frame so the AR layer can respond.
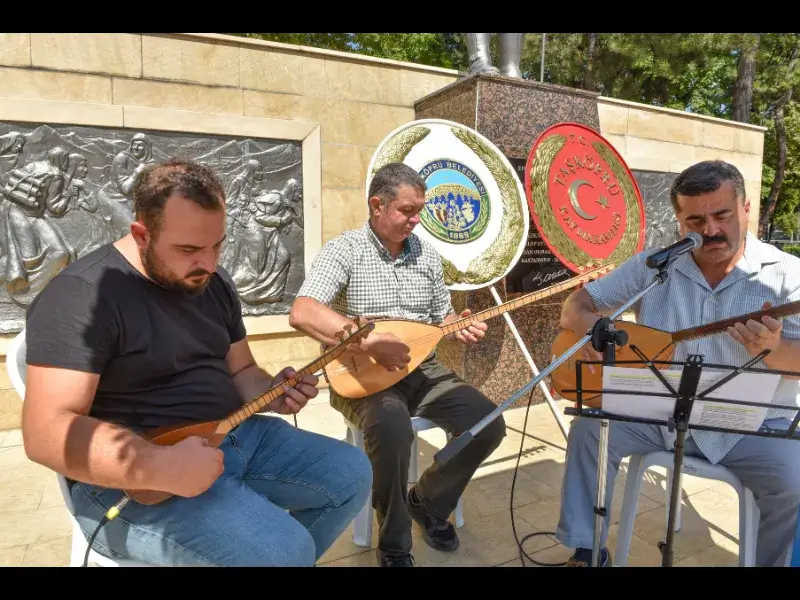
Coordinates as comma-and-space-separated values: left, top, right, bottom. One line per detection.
750, 33, 800, 238
227, 33, 467, 70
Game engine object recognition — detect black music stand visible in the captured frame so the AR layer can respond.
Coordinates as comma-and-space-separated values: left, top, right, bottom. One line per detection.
562, 344, 800, 568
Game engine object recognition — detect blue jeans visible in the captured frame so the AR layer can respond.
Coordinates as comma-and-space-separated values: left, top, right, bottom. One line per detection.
70, 415, 373, 566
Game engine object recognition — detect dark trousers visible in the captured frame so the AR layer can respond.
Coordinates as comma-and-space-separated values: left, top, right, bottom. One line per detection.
330, 355, 507, 555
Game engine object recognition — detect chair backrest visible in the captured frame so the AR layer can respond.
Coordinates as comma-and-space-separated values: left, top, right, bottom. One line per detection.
5, 329, 77, 515
6, 329, 27, 395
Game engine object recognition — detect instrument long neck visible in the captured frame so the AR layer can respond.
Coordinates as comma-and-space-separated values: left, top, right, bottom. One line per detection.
671, 299, 800, 342
223, 360, 321, 429
440, 276, 587, 335
221, 329, 367, 430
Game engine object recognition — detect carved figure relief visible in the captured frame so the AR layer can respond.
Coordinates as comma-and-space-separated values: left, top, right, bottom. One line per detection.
0, 122, 305, 332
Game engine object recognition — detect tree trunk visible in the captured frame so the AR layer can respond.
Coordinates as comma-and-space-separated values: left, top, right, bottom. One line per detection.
757, 43, 799, 239
584, 33, 598, 90
732, 34, 760, 123
759, 100, 790, 238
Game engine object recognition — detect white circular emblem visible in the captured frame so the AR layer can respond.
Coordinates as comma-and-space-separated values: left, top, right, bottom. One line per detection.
366, 118, 529, 291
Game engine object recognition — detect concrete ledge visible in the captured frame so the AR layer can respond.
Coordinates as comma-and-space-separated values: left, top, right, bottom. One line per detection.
168, 33, 463, 77
598, 96, 767, 132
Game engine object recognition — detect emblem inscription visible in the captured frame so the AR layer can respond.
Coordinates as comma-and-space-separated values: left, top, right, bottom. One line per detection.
525, 123, 645, 273
418, 159, 490, 244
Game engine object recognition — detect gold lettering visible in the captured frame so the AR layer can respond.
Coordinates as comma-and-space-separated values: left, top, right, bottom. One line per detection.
571, 213, 623, 245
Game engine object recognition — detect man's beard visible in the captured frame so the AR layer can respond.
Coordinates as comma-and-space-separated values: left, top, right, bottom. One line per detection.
142, 244, 212, 297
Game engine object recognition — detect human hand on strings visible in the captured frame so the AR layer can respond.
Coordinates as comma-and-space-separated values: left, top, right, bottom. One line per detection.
163, 436, 225, 498
579, 345, 604, 375
268, 367, 319, 414
446, 309, 487, 344
726, 301, 783, 357
362, 332, 411, 371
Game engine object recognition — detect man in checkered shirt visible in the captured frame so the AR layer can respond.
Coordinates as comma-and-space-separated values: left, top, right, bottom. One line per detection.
555, 160, 800, 567
290, 162, 506, 567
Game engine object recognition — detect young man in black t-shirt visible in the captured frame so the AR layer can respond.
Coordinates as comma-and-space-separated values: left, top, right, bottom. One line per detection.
20, 158, 372, 567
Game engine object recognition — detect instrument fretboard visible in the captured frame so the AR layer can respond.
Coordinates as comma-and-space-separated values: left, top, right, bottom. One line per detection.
223, 324, 372, 428
440, 268, 611, 335
671, 299, 800, 342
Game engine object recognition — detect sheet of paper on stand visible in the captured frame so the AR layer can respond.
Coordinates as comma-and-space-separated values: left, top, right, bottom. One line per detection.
600, 367, 781, 432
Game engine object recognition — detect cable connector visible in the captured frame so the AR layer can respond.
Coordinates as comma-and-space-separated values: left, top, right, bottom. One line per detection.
105, 496, 129, 520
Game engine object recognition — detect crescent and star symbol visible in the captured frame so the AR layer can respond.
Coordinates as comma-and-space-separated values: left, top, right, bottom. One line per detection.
567, 179, 609, 221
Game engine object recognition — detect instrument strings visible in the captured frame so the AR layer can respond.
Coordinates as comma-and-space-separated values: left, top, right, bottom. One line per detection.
227, 332, 367, 425
324, 270, 614, 377
323, 330, 451, 376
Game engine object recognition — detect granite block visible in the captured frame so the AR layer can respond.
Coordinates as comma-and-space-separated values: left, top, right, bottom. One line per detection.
415, 74, 603, 411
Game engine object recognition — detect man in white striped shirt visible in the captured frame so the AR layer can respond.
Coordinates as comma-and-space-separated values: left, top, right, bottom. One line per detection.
555, 160, 800, 567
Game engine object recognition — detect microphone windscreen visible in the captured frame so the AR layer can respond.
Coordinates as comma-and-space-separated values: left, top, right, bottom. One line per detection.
686, 231, 703, 249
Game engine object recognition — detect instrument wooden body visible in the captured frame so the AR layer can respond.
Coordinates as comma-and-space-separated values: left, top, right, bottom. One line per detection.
125, 420, 228, 505
121, 321, 375, 506
323, 319, 444, 399
323, 263, 616, 399
549, 322, 675, 407
549, 299, 800, 408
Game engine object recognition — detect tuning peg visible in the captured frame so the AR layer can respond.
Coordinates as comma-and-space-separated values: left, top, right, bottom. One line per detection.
334, 330, 345, 342
354, 316, 363, 328
344, 324, 353, 335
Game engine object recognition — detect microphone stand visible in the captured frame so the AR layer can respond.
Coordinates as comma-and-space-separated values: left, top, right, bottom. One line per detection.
433, 260, 672, 478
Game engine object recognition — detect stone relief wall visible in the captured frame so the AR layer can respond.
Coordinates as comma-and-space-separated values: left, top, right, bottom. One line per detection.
631, 169, 680, 251
0, 121, 304, 333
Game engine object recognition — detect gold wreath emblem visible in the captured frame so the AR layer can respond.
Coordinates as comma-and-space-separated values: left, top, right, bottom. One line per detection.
529, 134, 641, 269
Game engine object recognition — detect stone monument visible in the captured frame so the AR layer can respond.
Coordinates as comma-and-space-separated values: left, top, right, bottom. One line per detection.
415, 34, 605, 411
463, 33, 526, 78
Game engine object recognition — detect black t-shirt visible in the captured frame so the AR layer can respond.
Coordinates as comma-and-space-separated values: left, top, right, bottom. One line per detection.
25, 244, 248, 432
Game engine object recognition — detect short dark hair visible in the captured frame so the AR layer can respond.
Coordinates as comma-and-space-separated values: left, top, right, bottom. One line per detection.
368, 162, 426, 205
133, 157, 226, 235
669, 160, 746, 212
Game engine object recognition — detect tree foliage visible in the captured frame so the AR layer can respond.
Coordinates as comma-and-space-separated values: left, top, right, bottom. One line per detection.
230, 33, 800, 238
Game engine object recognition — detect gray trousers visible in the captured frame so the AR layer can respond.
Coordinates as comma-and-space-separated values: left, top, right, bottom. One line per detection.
330, 355, 506, 555
556, 416, 800, 567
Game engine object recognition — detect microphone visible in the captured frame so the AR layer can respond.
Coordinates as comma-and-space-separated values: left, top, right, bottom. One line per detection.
645, 232, 702, 270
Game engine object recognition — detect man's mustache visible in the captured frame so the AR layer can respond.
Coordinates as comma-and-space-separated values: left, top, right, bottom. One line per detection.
702, 234, 727, 245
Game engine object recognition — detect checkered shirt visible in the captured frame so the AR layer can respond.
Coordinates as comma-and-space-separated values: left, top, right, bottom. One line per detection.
584, 232, 800, 464
297, 221, 454, 324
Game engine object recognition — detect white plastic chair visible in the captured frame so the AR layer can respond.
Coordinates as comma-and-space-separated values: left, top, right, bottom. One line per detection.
614, 450, 759, 567
5, 329, 150, 567
344, 416, 465, 547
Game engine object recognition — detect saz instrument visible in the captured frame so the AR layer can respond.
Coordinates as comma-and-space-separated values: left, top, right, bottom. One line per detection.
550, 299, 800, 407
323, 263, 616, 399
122, 321, 375, 506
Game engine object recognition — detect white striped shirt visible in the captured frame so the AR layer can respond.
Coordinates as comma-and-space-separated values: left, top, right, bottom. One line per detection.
585, 232, 800, 463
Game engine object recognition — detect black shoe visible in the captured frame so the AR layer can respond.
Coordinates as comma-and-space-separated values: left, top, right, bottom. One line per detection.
378, 550, 415, 567
406, 486, 460, 552
565, 547, 611, 567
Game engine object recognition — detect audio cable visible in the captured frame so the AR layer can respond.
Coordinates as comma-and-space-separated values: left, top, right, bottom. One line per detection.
82, 495, 130, 567
508, 381, 568, 567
